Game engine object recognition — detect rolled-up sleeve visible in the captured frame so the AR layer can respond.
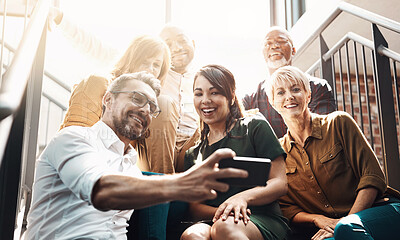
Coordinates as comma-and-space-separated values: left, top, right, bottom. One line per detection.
338, 113, 387, 196
279, 193, 304, 221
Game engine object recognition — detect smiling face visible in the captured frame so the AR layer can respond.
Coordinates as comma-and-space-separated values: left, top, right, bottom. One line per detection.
105, 80, 157, 141
272, 82, 310, 119
137, 52, 164, 79
160, 26, 195, 74
263, 29, 295, 74
193, 75, 231, 130
269, 68, 311, 121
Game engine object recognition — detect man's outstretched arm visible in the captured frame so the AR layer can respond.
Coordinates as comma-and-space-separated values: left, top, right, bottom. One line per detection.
91, 148, 248, 211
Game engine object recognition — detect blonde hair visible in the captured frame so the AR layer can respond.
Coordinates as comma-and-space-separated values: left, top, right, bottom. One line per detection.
111, 35, 170, 84
267, 66, 311, 103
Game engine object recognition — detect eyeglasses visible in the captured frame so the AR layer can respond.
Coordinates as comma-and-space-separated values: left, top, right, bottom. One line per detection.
264, 39, 291, 48
110, 91, 161, 118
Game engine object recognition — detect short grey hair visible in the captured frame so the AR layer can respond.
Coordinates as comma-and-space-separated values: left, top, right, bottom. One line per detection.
108, 71, 161, 97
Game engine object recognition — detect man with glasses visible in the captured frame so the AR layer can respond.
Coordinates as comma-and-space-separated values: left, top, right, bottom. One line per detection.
243, 26, 336, 138
25, 72, 247, 240
109, 90, 162, 118
48, 11, 198, 174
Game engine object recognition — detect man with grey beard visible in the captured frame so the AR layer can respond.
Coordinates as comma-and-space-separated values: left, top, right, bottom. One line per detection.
243, 26, 336, 138
25, 72, 247, 240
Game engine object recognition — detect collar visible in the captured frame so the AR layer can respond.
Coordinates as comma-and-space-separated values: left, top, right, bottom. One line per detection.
310, 113, 323, 140
169, 65, 196, 78
93, 121, 135, 156
261, 79, 269, 91
282, 113, 323, 152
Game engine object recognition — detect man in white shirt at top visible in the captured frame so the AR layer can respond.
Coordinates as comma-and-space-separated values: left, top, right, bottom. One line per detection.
144, 25, 200, 173
25, 72, 247, 240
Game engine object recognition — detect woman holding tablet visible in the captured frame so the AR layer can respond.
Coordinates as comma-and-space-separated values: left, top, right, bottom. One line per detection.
181, 65, 289, 240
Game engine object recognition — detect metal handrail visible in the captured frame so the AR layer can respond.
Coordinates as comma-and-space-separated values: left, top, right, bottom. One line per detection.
2, 38, 72, 92
42, 92, 67, 111
318, 31, 400, 64
339, 2, 400, 34
322, 32, 374, 61
378, 46, 400, 62
0, 0, 51, 121
306, 59, 321, 74
295, 1, 400, 60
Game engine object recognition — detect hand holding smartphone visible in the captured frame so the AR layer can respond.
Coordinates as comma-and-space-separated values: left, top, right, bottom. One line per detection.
218, 156, 271, 187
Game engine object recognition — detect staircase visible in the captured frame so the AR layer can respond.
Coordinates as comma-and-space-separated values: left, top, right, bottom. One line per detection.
0, 0, 399, 239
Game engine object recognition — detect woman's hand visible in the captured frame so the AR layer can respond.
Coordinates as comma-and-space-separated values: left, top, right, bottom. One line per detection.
212, 195, 251, 224
313, 215, 339, 233
311, 228, 334, 240
311, 215, 338, 240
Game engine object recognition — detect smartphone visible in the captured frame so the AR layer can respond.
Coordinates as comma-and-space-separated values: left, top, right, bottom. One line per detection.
218, 156, 271, 187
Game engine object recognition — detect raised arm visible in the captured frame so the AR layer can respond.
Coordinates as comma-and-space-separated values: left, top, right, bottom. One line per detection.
49, 7, 119, 66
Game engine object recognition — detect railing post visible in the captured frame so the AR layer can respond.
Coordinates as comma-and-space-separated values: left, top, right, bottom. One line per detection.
0, 91, 27, 240
19, 25, 47, 237
0, 15, 47, 240
372, 24, 400, 189
319, 34, 334, 89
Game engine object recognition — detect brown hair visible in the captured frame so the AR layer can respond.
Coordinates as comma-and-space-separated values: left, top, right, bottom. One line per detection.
194, 64, 244, 141
111, 35, 170, 84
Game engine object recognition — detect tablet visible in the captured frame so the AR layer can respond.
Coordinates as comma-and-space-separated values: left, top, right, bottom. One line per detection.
218, 156, 271, 187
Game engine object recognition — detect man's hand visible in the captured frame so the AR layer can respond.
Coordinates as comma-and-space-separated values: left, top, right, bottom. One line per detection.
48, 7, 63, 31
175, 148, 248, 202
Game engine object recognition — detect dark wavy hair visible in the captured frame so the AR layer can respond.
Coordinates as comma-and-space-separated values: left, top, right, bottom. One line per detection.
194, 64, 244, 141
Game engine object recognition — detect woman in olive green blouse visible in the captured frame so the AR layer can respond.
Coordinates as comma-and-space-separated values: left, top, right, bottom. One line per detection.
181, 65, 289, 240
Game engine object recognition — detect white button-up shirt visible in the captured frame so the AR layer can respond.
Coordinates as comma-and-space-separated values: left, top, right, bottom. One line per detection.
160, 69, 199, 137
25, 121, 142, 240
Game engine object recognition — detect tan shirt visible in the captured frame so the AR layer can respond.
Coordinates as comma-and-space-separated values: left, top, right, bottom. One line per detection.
160, 70, 198, 138
60, 75, 110, 129
279, 112, 387, 221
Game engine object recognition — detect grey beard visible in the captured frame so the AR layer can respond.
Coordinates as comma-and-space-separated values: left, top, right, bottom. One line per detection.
267, 57, 289, 70
113, 114, 144, 141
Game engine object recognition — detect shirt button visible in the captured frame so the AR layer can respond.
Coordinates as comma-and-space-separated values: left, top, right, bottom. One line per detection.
324, 204, 329, 208
305, 162, 309, 165
310, 176, 314, 180
329, 154, 333, 158
317, 191, 321, 194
